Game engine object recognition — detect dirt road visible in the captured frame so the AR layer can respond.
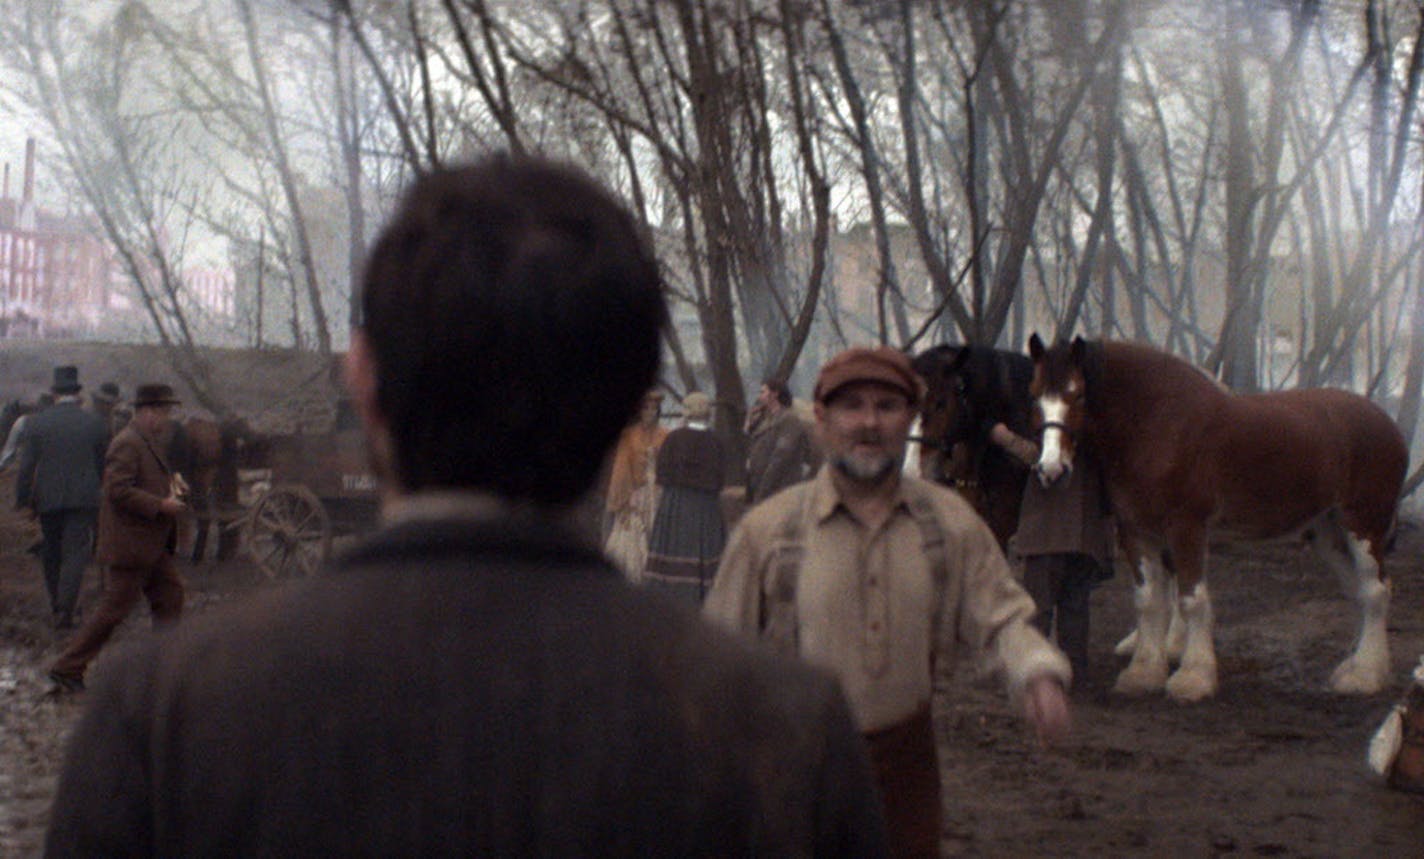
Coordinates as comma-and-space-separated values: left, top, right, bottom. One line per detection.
3, 505, 1422, 856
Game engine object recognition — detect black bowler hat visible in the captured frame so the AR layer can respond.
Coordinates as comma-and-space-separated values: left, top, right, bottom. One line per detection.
132, 384, 181, 408
51, 365, 82, 395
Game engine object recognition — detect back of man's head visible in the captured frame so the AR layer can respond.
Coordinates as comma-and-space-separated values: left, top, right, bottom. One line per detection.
360, 157, 666, 505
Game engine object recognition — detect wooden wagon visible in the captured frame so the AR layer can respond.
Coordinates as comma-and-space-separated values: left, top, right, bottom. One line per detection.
186, 399, 379, 580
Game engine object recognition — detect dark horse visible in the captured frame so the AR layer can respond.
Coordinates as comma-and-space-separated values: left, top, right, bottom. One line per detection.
169, 416, 262, 562
1029, 334, 1407, 701
911, 345, 1035, 548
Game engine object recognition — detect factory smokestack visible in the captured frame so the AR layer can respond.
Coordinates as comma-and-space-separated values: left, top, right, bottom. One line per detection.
23, 137, 35, 205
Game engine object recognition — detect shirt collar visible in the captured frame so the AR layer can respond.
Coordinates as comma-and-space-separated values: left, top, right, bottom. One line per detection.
809, 464, 916, 526
381, 489, 600, 548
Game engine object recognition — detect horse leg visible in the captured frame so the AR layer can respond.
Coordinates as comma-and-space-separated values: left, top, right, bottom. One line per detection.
1113, 540, 1172, 696
190, 492, 210, 563
1163, 524, 1218, 702
1309, 508, 1390, 695
1114, 574, 1186, 661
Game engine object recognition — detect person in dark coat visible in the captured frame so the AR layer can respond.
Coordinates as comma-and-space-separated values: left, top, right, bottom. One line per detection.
644, 391, 727, 604
15, 366, 110, 629
45, 158, 887, 858
990, 421, 1115, 682
47, 383, 188, 690
744, 377, 819, 505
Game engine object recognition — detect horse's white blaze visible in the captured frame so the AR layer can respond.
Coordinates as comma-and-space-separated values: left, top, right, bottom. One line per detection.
904, 415, 923, 476
1036, 394, 1071, 485
1166, 581, 1218, 702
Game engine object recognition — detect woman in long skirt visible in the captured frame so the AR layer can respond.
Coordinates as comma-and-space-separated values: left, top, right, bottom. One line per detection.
644, 392, 725, 605
603, 390, 668, 580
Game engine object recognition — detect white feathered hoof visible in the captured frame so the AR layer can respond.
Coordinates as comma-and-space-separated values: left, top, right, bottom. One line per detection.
1166, 664, 1218, 703
1114, 628, 1138, 656
1330, 657, 1389, 696
1112, 661, 1167, 696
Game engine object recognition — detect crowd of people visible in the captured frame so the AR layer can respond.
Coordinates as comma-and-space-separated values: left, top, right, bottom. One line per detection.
25, 155, 1423, 858
4, 371, 190, 693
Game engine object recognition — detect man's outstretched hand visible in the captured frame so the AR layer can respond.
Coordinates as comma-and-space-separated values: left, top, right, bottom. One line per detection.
1023, 675, 1072, 747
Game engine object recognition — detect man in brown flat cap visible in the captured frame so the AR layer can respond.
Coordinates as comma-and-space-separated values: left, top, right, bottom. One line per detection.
706, 345, 1072, 858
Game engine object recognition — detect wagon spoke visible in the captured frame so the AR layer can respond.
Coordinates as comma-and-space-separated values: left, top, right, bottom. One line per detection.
254, 540, 284, 574
292, 506, 319, 532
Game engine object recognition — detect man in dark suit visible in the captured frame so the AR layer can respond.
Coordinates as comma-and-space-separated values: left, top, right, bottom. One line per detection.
15, 365, 109, 629
47, 383, 187, 691
46, 158, 887, 857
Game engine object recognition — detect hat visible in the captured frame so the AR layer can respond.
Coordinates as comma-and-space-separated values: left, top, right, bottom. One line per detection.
94, 382, 120, 404
50, 365, 81, 395
682, 391, 712, 420
814, 346, 924, 406
133, 383, 181, 408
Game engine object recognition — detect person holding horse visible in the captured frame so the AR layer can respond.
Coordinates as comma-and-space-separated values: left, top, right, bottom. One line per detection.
46, 158, 886, 857
987, 417, 1115, 685
706, 345, 1072, 858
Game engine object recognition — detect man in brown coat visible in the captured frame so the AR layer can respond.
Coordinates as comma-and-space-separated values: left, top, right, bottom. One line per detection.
47, 383, 187, 692
744, 378, 819, 505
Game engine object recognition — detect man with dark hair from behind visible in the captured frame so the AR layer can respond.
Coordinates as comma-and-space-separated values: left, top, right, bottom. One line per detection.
46, 157, 887, 857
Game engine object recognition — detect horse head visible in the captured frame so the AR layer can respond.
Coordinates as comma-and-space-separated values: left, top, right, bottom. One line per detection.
1028, 333, 1092, 485
911, 345, 976, 457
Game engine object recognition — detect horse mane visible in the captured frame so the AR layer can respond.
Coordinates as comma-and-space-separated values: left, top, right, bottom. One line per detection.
983, 346, 1035, 436
1078, 338, 1106, 415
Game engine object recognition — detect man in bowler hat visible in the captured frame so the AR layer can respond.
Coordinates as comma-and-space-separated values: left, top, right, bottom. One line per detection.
15, 366, 109, 629
47, 383, 187, 692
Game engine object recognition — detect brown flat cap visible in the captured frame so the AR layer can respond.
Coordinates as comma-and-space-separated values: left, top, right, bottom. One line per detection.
814, 346, 924, 406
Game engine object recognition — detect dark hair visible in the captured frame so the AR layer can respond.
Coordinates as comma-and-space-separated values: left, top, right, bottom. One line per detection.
763, 378, 792, 408
359, 157, 666, 504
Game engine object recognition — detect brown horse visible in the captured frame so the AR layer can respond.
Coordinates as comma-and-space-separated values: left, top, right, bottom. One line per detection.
172, 416, 261, 562
911, 344, 1036, 548
1029, 335, 1407, 701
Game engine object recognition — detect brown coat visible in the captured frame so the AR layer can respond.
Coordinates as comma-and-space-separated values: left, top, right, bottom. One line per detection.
745, 408, 819, 504
96, 424, 178, 567
1008, 451, 1114, 571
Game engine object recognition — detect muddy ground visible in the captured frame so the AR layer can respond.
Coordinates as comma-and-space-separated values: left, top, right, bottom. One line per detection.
2, 478, 1422, 856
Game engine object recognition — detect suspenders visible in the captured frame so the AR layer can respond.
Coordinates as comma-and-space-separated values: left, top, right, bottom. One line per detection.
759, 486, 951, 660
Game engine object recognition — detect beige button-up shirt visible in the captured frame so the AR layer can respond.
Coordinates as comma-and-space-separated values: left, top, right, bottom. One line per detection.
705, 467, 1070, 733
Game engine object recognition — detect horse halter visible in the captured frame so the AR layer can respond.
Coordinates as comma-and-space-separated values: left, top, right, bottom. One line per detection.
1038, 419, 1074, 440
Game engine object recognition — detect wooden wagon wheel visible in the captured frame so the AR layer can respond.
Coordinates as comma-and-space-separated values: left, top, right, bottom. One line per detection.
243, 484, 332, 580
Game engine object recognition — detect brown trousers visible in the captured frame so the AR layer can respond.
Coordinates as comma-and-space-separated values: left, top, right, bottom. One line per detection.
51, 556, 185, 680
865, 706, 940, 858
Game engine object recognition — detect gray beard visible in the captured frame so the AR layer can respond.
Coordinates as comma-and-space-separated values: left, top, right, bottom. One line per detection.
833, 452, 898, 485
